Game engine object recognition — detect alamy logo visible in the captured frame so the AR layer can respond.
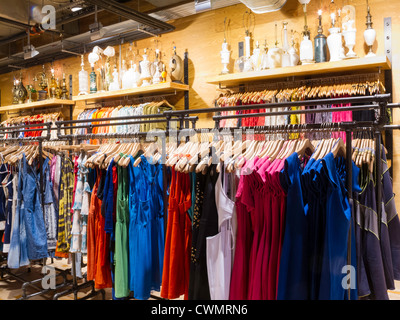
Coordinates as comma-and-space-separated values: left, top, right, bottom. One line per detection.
41, 265, 56, 290
341, 265, 356, 290
40, 5, 56, 30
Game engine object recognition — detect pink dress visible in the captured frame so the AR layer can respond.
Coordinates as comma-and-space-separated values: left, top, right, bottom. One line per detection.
248, 156, 271, 300
242, 157, 267, 300
257, 157, 275, 299
229, 160, 254, 300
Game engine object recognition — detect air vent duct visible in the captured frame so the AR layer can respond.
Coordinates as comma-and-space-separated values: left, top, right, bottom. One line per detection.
238, 0, 287, 13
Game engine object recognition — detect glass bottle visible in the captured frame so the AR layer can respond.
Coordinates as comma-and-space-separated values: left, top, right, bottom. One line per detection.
281, 22, 291, 67
12, 78, 18, 104
61, 73, 69, 99
49, 69, 57, 99
314, 10, 328, 63
78, 55, 89, 95
109, 65, 120, 91
90, 65, 97, 94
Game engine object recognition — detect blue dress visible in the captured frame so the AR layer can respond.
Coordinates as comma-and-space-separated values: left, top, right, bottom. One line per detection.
131, 155, 152, 300
277, 152, 309, 300
318, 152, 356, 300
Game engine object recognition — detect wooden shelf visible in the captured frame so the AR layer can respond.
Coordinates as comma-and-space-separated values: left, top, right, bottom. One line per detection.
206, 55, 392, 87
72, 82, 189, 103
0, 98, 75, 113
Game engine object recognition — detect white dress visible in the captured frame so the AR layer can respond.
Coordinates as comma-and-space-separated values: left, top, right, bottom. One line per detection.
206, 168, 236, 300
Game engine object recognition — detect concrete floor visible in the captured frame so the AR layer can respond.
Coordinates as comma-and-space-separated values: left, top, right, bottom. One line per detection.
0, 256, 399, 300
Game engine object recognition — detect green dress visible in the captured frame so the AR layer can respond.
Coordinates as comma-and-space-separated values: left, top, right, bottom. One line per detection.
114, 164, 130, 298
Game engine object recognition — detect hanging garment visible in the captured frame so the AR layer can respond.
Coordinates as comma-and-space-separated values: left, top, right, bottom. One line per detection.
161, 167, 192, 300
229, 161, 254, 300
94, 166, 112, 290
148, 158, 165, 293
189, 164, 219, 300
130, 156, 152, 299
206, 165, 235, 300
114, 165, 130, 297
318, 153, 356, 300
55, 156, 74, 257
0, 163, 8, 232
42, 157, 58, 252
189, 170, 208, 299
277, 152, 309, 300
353, 164, 388, 299
378, 148, 400, 290
2, 171, 14, 253
87, 169, 99, 282
7, 159, 29, 269
22, 156, 48, 260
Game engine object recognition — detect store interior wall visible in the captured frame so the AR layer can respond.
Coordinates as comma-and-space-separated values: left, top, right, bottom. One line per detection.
0, 0, 399, 207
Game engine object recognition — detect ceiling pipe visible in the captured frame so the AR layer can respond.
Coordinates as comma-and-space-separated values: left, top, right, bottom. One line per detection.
82, 0, 175, 32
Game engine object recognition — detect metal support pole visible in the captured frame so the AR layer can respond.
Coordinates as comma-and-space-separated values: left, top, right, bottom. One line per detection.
345, 129, 353, 300
184, 50, 189, 129
375, 129, 383, 238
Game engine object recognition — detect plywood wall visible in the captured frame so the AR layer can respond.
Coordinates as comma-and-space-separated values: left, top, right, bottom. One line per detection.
1, 0, 400, 207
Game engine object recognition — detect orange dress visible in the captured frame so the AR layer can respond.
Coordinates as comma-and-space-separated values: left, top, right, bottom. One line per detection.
161, 168, 192, 299
87, 168, 112, 289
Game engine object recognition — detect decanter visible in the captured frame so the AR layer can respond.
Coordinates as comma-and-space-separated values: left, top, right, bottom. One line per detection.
78, 55, 89, 95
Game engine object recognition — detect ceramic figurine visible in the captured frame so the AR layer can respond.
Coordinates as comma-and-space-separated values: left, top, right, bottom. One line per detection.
140, 49, 152, 86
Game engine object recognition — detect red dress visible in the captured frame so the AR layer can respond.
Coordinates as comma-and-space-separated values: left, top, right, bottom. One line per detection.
161, 168, 192, 299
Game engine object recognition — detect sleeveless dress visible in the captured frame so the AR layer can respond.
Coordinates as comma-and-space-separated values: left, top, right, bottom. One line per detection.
114, 165, 129, 298
206, 164, 235, 300
132, 155, 152, 300
277, 152, 309, 300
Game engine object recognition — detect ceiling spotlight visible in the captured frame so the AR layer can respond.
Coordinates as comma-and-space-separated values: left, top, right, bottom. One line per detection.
23, 44, 40, 60
70, 0, 83, 12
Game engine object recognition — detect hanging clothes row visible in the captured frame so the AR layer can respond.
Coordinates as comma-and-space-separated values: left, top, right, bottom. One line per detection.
75, 100, 176, 137
161, 132, 400, 300
0, 112, 64, 140
76, 141, 166, 300
216, 79, 385, 142
0, 144, 71, 268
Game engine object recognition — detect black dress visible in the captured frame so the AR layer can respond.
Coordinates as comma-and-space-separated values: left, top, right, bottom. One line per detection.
188, 164, 219, 300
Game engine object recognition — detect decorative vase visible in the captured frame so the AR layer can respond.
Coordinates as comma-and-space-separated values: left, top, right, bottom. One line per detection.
152, 62, 163, 85
267, 46, 282, 69
364, 4, 376, 57
15, 78, 27, 104
260, 41, 269, 70
132, 63, 141, 87
169, 47, 184, 83
220, 41, 230, 74
109, 66, 120, 91
300, 34, 314, 64
343, 29, 357, 58
327, 27, 343, 62
140, 51, 152, 87
364, 28, 376, 57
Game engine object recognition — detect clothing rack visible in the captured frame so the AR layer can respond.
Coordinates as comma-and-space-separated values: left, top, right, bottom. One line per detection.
0, 131, 79, 299
0, 124, 106, 300
2, 93, 398, 300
